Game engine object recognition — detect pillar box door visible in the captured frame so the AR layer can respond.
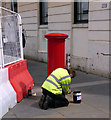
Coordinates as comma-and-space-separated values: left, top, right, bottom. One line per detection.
45, 33, 68, 76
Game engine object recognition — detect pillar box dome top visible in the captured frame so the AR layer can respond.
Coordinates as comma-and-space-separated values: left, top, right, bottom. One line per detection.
45, 33, 68, 39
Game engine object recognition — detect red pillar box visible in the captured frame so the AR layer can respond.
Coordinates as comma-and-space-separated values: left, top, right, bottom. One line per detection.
45, 33, 68, 76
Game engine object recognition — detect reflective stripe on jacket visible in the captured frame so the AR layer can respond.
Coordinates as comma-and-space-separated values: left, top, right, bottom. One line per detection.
42, 68, 71, 95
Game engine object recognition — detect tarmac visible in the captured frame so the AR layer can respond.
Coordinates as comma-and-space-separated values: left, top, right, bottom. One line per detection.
2, 59, 110, 119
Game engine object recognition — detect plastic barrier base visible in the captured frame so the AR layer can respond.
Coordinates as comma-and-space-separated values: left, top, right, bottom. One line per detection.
6, 59, 34, 102
0, 68, 17, 118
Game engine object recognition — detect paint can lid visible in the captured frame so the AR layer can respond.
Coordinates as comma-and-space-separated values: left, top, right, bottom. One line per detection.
73, 90, 81, 93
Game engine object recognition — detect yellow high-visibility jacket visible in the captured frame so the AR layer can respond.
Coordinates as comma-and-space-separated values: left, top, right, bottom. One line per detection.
42, 68, 71, 95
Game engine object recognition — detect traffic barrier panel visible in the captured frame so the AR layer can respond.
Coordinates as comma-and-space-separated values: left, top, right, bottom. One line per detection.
5, 59, 34, 102
0, 68, 17, 118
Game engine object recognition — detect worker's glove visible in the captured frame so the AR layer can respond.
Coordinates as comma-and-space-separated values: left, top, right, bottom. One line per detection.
68, 89, 72, 94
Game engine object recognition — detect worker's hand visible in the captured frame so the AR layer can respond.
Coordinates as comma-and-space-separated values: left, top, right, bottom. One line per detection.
69, 89, 72, 94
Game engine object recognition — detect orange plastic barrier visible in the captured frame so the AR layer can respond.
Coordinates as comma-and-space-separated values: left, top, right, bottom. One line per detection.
5, 60, 33, 102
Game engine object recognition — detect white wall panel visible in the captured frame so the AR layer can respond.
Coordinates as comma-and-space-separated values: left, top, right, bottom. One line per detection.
49, 22, 71, 31
20, 10, 37, 18
48, 5, 71, 15
89, 1, 109, 11
89, 31, 109, 41
26, 30, 37, 37
89, 21, 109, 31
88, 41, 109, 76
22, 17, 38, 24
23, 24, 38, 31
72, 28, 88, 57
89, 10, 109, 21
48, 2, 70, 8
25, 36, 37, 50
19, 3, 37, 12
49, 14, 71, 23
38, 29, 48, 52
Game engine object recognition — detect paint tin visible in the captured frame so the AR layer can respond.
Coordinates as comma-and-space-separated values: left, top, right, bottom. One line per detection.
73, 91, 82, 103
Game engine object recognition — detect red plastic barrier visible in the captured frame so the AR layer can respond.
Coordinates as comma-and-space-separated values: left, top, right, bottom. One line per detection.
5, 60, 33, 102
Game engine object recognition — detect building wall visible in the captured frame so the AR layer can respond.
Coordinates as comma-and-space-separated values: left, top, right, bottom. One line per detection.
109, 2, 111, 78
18, 2, 39, 60
37, 2, 48, 62
70, 2, 89, 72
18, 2, 72, 62
1, 2, 11, 9
87, 1, 110, 77
71, 24, 88, 72
38, 2, 72, 63
18, 1, 110, 78
70, 1, 110, 77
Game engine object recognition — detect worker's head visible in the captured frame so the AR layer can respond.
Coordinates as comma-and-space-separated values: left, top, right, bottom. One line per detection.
66, 68, 76, 78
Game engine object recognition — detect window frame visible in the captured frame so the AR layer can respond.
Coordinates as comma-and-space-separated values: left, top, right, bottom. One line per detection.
40, 2, 48, 25
74, 2, 89, 24
11, 1, 18, 13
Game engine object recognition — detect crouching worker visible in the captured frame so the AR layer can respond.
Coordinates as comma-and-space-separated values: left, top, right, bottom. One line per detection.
38, 68, 76, 110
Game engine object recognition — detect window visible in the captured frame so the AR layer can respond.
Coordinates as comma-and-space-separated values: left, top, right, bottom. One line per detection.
40, 2, 48, 25
11, 1, 18, 12
74, 2, 89, 24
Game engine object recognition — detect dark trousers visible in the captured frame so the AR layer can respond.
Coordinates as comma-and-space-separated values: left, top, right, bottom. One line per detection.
42, 88, 69, 108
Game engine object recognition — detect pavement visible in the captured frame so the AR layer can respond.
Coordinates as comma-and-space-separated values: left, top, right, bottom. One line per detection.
2, 59, 110, 119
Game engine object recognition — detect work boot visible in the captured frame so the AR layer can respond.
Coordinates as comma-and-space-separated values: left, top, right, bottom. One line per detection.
42, 95, 54, 110
42, 95, 50, 110
48, 96, 55, 108
38, 95, 46, 109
